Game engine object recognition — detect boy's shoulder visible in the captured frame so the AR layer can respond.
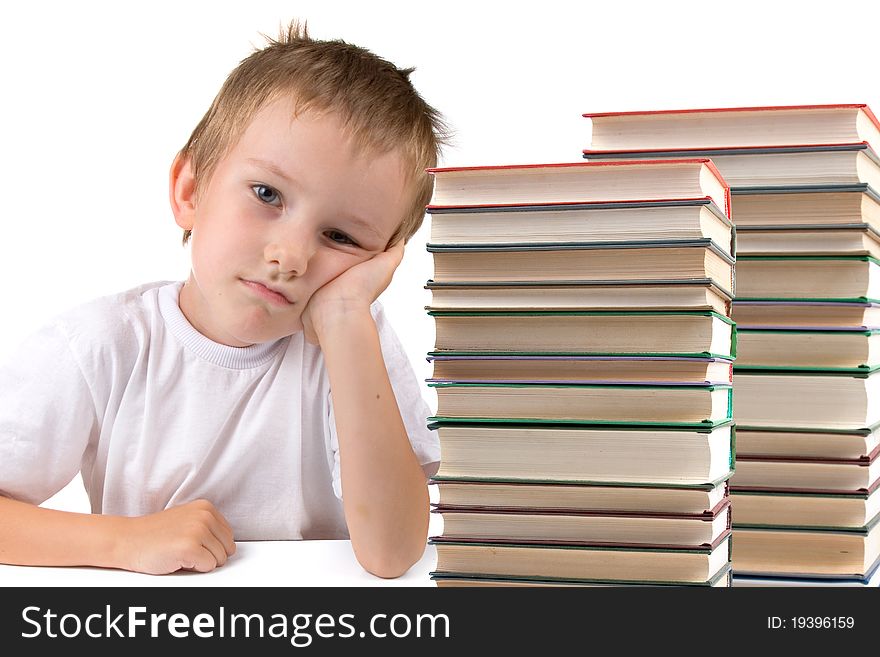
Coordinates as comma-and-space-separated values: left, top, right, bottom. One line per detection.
52, 280, 176, 348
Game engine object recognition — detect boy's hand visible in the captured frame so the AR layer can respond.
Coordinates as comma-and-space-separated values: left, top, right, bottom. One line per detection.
301, 240, 406, 345
117, 499, 236, 575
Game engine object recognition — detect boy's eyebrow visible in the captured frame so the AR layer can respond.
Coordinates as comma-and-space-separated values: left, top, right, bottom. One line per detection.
247, 157, 294, 184
246, 157, 383, 239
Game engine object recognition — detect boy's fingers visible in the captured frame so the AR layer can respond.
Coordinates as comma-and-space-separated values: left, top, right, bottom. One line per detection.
200, 531, 231, 567
211, 522, 237, 557
182, 547, 218, 574
386, 240, 405, 264
207, 505, 234, 539
206, 511, 236, 556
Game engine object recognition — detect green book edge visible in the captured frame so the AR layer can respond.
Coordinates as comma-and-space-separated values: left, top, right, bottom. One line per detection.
737, 328, 880, 336
429, 382, 731, 390
429, 470, 734, 491
731, 489, 870, 500
428, 538, 726, 555
732, 297, 880, 305
429, 416, 729, 429
429, 563, 732, 587
428, 309, 734, 324
734, 511, 880, 535
427, 350, 737, 359
737, 255, 880, 265
735, 296, 880, 304
733, 364, 880, 379
735, 424, 880, 436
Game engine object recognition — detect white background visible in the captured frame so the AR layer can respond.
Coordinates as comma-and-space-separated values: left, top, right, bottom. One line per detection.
2, 0, 878, 517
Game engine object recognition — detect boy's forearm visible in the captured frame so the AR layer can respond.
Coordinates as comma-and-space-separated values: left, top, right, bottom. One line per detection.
0, 495, 127, 568
317, 309, 431, 578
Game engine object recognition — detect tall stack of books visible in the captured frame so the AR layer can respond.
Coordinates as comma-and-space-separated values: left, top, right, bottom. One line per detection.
582, 104, 880, 586
424, 160, 735, 586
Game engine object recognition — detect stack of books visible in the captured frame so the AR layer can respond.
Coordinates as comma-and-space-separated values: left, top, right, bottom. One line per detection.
582, 104, 880, 586
424, 160, 736, 586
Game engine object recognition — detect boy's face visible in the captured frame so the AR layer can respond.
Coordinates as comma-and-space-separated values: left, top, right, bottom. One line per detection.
171, 98, 411, 347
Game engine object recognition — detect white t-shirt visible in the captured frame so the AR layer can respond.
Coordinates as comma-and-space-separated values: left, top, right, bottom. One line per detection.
0, 281, 439, 540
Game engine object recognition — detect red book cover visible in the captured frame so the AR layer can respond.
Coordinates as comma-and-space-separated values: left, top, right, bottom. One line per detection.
582, 103, 880, 133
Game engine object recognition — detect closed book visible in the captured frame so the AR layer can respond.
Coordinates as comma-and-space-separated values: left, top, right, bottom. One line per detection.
427, 200, 732, 253
433, 502, 731, 547
430, 311, 736, 359
735, 427, 880, 461
432, 423, 734, 485
732, 300, 880, 330
431, 478, 730, 516
733, 560, 879, 586
585, 143, 880, 194
735, 256, 880, 302
430, 534, 731, 585
433, 564, 733, 587
731, 449, 880, 493
734, 370, 880, 432
731, 190, 880, 230
427, 160, 730, 219
583, 104, 880, 151
731, 488, 880, 529
427, 355, 733, 386
735, 225, 880, 259
425, 280, 732, 314
428, 241, 734, 296
732, 514, 880, 579
430, 382, 732, 427
735, 328, 880, 370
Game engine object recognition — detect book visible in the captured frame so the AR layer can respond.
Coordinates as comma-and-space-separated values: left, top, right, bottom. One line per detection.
732, 514, 880, 579
583, 104, 880, 152
430, 311, 736, 359
430, 382, 733, 427
733, 560, 879, 586
732, 300, 880, 330
427, 200, 732, 252
731, 451, 880, 493
735, 328, 880, 371
433, 566, 734, 587
735, 225, 880, 259
735, 427, 880, 461
427, 355, 733, 385
431, 478, 730, 516
731, 488, 880, 529
425, 280, 732, 314
426, 160, 731, 219
733, 371, 880, 431
585, 143, 880, 194
431, 423, 734, 485
428, 241, 734, 295
433, 504, 731, 547
735, 256, 880, 302
430, 534, 732, 585
730, 189, 880, 230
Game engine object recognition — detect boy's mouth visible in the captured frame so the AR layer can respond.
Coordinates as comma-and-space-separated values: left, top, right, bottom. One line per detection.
240, 279, 294, 306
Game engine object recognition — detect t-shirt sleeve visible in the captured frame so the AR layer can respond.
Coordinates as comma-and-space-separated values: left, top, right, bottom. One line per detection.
0, 322, 98, 505
327, 302, 440, 500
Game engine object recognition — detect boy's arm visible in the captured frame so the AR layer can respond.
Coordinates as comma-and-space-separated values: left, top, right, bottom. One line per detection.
304, 242, 431, 578
0, 495, 236, 574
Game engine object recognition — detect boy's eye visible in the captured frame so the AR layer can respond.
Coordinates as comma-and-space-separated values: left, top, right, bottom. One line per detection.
326, 230, 358, 247
252, 184, 281, 206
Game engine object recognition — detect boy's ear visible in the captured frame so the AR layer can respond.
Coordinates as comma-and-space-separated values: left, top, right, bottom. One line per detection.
169, 153, 197, 230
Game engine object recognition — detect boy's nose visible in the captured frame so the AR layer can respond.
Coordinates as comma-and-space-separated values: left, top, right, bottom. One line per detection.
264, 228, 315, 277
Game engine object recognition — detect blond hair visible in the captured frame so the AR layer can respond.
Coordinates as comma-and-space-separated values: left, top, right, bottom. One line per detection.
178, 21, 449, 245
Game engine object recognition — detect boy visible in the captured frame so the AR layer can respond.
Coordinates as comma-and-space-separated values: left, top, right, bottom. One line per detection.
0, 22, 447, 578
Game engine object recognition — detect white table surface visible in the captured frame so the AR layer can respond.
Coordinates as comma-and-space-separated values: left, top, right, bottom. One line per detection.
0, 541, 438, 587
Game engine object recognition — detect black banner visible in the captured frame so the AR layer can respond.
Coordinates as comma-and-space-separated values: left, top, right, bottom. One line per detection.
0, 586, 873, 653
